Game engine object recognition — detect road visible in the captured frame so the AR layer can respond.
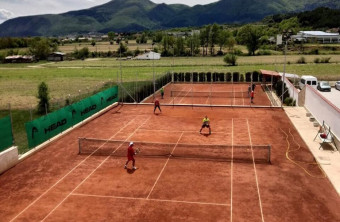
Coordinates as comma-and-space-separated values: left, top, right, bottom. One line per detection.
318, 87, 340, 110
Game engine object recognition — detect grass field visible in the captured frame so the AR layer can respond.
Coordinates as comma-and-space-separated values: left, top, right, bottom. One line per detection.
1, 55, 340, 109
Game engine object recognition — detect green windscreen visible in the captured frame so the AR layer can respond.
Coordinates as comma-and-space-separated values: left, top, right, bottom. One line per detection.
0, 116, 13, 152
25, 86, 118, 148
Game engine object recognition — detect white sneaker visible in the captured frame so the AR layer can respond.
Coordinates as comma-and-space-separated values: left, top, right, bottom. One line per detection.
133, 166, 137, 170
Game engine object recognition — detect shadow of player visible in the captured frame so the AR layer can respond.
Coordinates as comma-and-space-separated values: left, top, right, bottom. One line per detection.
201, 133, 211, 137
126, 168, 137, 174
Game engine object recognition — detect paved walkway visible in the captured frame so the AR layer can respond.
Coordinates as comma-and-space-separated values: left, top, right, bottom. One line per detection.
284, 107, 340, 195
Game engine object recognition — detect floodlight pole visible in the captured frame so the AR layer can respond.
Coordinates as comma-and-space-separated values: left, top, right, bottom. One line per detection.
282, 39, 287, 108
152, 43, 155, 99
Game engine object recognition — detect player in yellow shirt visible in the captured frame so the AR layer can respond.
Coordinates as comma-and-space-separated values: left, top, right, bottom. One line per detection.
200, 115, 211, 135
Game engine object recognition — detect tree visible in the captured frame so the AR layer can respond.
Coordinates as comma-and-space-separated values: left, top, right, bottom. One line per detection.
237, 25, 264, 56
217, 29, 231, 53
226, 36, 236, 51
186, 33, 200, 56
37, 82, 50, 114
91, 40, 96, 47
200, 25, 211, 56
29, 38, 52, 60
209, 24, 220, 55
73, 47, 89, 59
140, 33, 148, 44
175, 37, 185, 56
279, 17, 300, 34
118, 42, 128, 55
223, 53, 238, 66
108, 31, 115, 41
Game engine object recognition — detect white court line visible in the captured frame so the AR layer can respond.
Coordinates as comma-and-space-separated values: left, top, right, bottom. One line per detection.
140, 129, 229, 134
71, 193, 230, 207
40, 116, 151, 221
230, 118, 234, 222
9, 114, 138, 222
246, 119, 265, 222
146, 132, 184, 199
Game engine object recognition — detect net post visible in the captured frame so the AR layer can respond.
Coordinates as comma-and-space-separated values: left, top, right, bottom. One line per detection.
268, 145, 271, 164
9, 103, 15, 145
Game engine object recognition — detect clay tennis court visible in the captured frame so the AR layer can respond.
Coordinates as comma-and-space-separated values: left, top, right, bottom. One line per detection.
143, 83, 271, 106
0, 84, 339, 221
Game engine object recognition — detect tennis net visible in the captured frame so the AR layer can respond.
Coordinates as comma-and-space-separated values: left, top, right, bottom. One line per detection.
78, 138, 271, 163
170, 90, 249, 98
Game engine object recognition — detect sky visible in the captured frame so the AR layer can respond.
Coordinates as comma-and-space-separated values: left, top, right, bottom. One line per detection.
0, 0, 219, 24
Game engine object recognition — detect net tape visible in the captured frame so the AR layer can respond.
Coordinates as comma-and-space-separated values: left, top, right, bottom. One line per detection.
79, 138, 271, 163
170, 90, 249, 98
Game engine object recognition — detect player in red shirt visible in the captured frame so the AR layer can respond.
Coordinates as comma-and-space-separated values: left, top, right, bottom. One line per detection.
250, 91, 255, 103
124, 142, 137, 170
154, 99, 162, 114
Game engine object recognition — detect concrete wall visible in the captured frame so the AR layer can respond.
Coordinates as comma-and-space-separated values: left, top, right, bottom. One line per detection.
0, 147, 18, 174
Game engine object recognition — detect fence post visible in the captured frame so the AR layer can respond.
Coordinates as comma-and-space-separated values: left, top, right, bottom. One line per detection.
8, 103, 15, 145
30, 105, 33, 121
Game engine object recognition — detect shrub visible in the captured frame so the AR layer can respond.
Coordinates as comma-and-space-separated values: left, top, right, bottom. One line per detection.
314, 58, 320, 63
73, 47, 89, 59
240, 74, 245, 82
284, 97, 296, 106
232, 48, 243, 55
257, 50, 272, 55
37, 82, 50, 114
226, 72, 232, 82
223, 54, 238, 66
253, 71, 260, 82
284, 97, 293, 106
245, 72, 252, 82
216, 50, 224, 56
233, 72, 240, 82
320, 57, 331, 63
309, 48, 319, 55
297, 56, 306, 64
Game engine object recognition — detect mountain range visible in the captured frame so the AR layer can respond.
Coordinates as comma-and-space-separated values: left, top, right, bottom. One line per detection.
0, 0, 340, 37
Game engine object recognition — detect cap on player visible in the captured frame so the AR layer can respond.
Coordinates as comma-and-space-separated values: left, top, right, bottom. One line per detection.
130, 142, 134, 146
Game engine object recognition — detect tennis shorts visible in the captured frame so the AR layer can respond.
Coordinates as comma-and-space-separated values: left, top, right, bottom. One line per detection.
201, 124, 210, 128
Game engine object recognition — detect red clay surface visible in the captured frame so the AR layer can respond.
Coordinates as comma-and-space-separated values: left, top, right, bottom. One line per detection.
0, 98, 339, 221
144, 83, 271, 107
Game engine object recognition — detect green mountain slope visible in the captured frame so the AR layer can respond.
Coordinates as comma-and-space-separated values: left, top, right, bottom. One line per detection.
0, 0, 339, 36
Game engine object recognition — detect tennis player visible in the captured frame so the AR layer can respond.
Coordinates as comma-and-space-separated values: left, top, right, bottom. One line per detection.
124, 142, 137, 170
160, 87, 164, 99
200, 115, 211, 135
250, 90, 255, 103
154, 98, 162, 113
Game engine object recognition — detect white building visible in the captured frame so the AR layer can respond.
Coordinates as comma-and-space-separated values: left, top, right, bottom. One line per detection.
292, 31, 340, 43
135, 51, 161, 60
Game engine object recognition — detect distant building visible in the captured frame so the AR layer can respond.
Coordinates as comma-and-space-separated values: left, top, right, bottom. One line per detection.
5, 55, 35, 63
47, 52, 65, 62
292, 31, 340, 43
135, 51, 161, 60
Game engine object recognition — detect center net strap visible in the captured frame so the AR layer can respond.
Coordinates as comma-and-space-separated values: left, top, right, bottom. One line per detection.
170, 90, 249, 98
78, 138, 271, 163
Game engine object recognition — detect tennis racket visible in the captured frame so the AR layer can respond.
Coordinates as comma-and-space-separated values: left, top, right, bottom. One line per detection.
135, 148, 141, 155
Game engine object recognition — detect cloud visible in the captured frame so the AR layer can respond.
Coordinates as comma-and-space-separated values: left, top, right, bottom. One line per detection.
0, 9, 14, 23
0, 9, 14, 19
